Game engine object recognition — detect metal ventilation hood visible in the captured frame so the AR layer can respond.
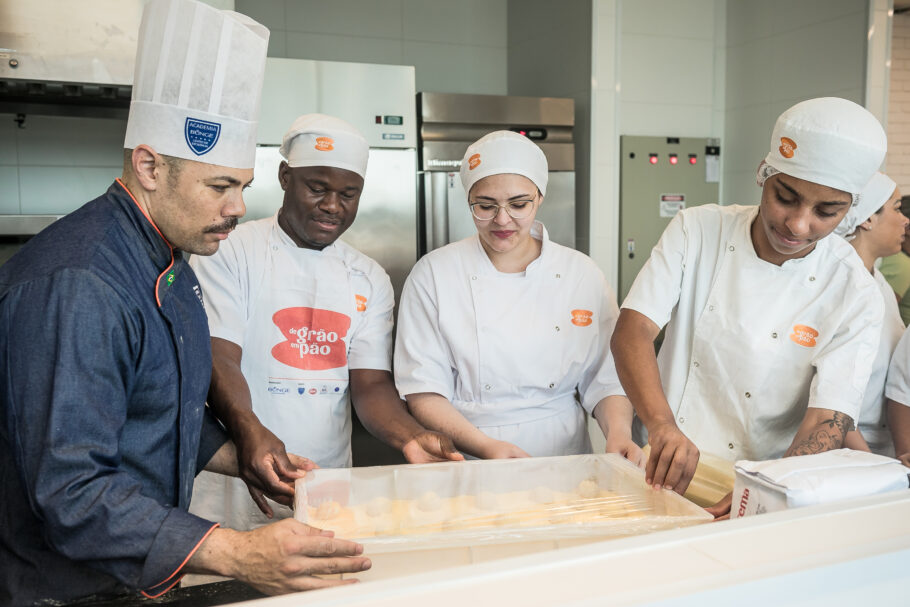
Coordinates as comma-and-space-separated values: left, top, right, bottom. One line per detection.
0, 0, 147, 118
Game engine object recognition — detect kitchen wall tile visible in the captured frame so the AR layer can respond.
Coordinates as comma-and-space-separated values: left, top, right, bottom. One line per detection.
620, 35, 715, 106
402, 0, 506, 47
286, 31, 403, 65
620, 101, 714, 137
267, 29, 288, 58
621, 0, 716, 40
726, 0, 774, 46
404, 41, 506, 95
235, 0, 286, 32
0, 114, 17, 165
19, 167, 120, 215
725, 39, 772, 111
285, 0, 403, 39
722, 169, 762, 207
16, 116, 126, 168
0, 167, 19, 213
769, 14, 866, 105
723, 104, 772, 174
769, 0, 866, 37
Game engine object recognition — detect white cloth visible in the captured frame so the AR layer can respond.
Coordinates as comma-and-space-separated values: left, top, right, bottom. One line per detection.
855, 270, 904, 456
279, 114, 369, 178
394, 222, 623, 457
188, 213, 394, 529
763, 97, 887, 195
835, 172, 897, 238
460, 130, 549, 196
124, 0, 269, 168
623, 204, 883, 462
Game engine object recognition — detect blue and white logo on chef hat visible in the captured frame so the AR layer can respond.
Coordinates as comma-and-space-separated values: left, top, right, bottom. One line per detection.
184, 118, 222, 156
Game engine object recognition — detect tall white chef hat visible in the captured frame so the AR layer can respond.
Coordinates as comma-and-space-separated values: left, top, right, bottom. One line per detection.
460, 130, 549, 196
762, 97, 886, 196
834, 172, 898, 238
123, 0, 269, 169
279, 114, 370, 178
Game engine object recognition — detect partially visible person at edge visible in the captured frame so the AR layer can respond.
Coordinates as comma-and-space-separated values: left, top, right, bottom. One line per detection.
608, 97, 887, 519
188, 113, 462, 533
0, 2, 368, 605
394, 131, 642, 464
877, 194, 910, 325
835, 173, 907, 456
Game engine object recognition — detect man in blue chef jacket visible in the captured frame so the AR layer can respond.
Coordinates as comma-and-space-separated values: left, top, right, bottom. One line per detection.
0, 1, 369, 605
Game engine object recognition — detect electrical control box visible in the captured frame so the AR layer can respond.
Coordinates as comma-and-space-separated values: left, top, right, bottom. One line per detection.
618, 136, 721, 302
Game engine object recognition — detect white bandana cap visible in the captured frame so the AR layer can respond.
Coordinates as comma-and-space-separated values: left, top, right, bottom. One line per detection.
460, 130, 549, 196
834, 172, 897, 238
763, 97, 886, 196
279, 114, 369, 178
124, 0, 269, 169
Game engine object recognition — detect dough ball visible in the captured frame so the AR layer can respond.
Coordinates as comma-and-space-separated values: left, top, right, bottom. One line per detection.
577, 479, 600, 500
366, 497, 392, 518
530, 486, 555, 504
315, 500, 342, 520
416, 491, 443, 512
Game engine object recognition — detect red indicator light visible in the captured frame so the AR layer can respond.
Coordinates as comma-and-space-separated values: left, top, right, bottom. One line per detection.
649, 155, 658, 165
375, 115, 382, 124
669, 155, 678, 165
688, 155, 697, 165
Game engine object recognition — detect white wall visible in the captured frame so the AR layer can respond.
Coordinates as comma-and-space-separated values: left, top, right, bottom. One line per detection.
887, 12, 910, 190
722, 0, 869, 206
234, 0, 508, 95
589, 0, 726, 290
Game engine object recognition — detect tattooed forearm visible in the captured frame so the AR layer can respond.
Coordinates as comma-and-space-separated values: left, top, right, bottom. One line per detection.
785, 412, 855, 457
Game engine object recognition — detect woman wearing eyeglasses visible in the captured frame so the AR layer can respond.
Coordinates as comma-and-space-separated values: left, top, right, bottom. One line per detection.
394, 131, 640, 461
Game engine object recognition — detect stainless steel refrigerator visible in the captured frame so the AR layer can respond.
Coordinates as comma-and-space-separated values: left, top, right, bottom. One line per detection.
417, 92, 576, 253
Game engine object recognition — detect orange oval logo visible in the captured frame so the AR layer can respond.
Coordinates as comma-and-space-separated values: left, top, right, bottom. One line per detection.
779, 136, 797, 159
315, 136, 334, 152
355, 294, 367, 312
571, 309, 593, 327
468, 153, 481, 170
789, 324, 818, 348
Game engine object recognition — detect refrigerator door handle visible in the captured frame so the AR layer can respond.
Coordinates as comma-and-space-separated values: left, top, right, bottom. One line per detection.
427, 172, 449, 252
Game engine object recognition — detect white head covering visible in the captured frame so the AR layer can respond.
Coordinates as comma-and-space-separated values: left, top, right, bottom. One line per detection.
762, 97, 886, 195
279, 114, 369, 178
459, 130, 549, 196
834, 172, 898, 238
124, 0, 269, 169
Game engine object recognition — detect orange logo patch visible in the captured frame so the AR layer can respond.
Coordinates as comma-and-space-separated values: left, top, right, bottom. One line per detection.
468, 153, 481, 170
271, 307, 351, 370
789, 324, 818, 348
779, 137, 797, 159
355, 294, 367, 312
315, 136, 334, 152
571, 309, 593, 327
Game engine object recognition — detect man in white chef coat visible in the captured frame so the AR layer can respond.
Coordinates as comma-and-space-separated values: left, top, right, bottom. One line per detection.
189, 114, 462, 529
611, 98, 887, 516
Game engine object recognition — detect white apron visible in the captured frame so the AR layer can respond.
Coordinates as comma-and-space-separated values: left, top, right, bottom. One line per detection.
190, 225, 357, 530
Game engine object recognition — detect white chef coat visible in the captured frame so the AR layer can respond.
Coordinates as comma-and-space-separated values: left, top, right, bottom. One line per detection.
885, 324, 910, 412
855, 269, 904, 456
623, 204, 882, 462
394, 221, 623, 457
188, 213, 394, 530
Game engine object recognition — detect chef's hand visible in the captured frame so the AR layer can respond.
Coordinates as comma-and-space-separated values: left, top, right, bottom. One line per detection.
483, 440, 531, 459
195, 519, 371, 594
402, 430, 465, 463
705, 491, 733, 521
235, 421, 315, 517
605, 434, 646, 468
896, 452, 910, 468
645, 421, 699, 494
